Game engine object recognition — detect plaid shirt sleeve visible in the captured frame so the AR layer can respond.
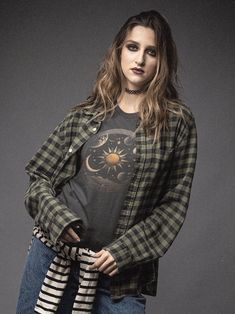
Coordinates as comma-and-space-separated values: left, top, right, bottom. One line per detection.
103, 112, 197, 272
24, 111, 82, 244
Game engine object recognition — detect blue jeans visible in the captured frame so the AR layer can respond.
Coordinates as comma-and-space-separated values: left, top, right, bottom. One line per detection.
16, 236, 146, 313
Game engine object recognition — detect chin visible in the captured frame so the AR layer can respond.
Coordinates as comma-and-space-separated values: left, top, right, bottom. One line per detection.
126, 79, 145, 89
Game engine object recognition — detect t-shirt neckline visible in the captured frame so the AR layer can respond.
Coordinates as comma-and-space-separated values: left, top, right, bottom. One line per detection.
115, 104, 139, 119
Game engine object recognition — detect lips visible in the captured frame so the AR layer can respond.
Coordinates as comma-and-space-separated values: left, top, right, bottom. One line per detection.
131, 67, 144, 74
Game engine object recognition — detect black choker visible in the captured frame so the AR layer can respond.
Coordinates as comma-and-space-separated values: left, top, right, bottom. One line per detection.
125, 87, 145, 95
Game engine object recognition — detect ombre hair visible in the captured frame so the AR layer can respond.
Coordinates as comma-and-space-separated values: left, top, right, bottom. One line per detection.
72, 10, 186, 142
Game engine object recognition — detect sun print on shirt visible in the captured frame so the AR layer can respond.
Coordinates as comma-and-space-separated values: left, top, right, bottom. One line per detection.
81, 129, 136, 192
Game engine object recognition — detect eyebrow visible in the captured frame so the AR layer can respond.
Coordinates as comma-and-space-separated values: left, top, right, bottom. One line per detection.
125, 40, 157, 50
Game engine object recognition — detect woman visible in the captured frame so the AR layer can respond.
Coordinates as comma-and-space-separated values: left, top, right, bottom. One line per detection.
16, 9, 197, 314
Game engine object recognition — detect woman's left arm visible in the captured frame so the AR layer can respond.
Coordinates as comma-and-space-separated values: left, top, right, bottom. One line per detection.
102, 114, 197, 273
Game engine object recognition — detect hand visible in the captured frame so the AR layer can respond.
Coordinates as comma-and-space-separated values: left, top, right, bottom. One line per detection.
60, 226, 81, 244
89, 249, 118, 276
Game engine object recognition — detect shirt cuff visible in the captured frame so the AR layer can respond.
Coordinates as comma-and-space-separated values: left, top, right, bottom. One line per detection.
103, 238, 132, 272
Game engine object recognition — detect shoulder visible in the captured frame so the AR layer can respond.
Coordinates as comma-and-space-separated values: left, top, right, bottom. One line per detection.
168, 102, 196, 130
180, 102, 196, 126
59, 105, 96, 129
167, 102, 197, 148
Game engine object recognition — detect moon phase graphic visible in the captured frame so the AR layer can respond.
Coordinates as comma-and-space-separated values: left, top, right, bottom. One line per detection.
81, 129, 136, 192
91, 134, 109, 148
124, 136, 134, 146
85, 155, 102, 172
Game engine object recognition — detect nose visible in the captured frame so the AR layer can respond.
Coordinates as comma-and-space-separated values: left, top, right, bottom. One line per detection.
135, 50, 145, 66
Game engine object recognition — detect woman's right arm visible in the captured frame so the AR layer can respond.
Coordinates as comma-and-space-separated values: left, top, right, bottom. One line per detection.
24, 111, 83, 244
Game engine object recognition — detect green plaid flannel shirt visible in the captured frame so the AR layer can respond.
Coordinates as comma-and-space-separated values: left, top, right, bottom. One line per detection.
24, 104, 197, 298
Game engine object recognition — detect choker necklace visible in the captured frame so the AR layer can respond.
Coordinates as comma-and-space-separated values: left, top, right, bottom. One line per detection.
125, 87, 145, 95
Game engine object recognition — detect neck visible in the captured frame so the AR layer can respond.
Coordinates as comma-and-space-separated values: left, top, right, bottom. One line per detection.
117, 89, 145, 113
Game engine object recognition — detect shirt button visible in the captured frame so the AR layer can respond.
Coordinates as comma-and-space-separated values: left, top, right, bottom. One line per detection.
92, 127, 97, 132
69, 147, 73, 153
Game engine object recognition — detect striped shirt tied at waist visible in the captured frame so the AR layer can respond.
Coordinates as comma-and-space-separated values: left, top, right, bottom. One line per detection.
32, 226, 100, 314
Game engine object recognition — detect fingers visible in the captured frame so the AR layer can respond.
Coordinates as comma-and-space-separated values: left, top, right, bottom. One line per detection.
89, 250, 106, 270
67, 227, 80, 242
94, 250, 103, 258
102, 263, 117, 275
108, 268, 118, 276
98, 256, 116, 272
61, 232, 74, 243
60, 227, 80, 243
89, 250, 118, 276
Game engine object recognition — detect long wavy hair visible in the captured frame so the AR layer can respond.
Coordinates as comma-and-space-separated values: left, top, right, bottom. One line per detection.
72, 10, 186, 142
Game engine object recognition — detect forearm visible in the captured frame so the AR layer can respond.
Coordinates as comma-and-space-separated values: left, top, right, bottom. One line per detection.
24, 176, 81, 244
103, 191, 190, 272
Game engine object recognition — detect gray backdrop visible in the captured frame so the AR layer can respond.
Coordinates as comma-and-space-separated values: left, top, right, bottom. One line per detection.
1, 1, 234, 313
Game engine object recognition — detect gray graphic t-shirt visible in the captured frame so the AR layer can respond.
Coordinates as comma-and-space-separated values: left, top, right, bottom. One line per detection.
57, 105, 139, 251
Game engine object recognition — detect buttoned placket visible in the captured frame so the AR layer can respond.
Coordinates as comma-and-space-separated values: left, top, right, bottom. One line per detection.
52, 118, 102, 189
67, 125, 99, 154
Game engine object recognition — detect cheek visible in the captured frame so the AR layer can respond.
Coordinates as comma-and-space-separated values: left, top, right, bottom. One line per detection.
121, 50, 133, 66
120, 58, 125, 74
148, 61, 157, 75
120, 53, 129, 72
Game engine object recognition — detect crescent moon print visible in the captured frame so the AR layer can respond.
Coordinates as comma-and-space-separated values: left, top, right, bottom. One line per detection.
81, 128, 137, 192
124, 136, 134, 146
85, 155, 103, 173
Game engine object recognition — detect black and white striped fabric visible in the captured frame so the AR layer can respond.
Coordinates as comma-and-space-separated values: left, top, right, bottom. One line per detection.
32, 227, 100, 314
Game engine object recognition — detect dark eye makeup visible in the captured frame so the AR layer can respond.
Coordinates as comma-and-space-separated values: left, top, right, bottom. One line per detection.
126, 44, 157, 57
